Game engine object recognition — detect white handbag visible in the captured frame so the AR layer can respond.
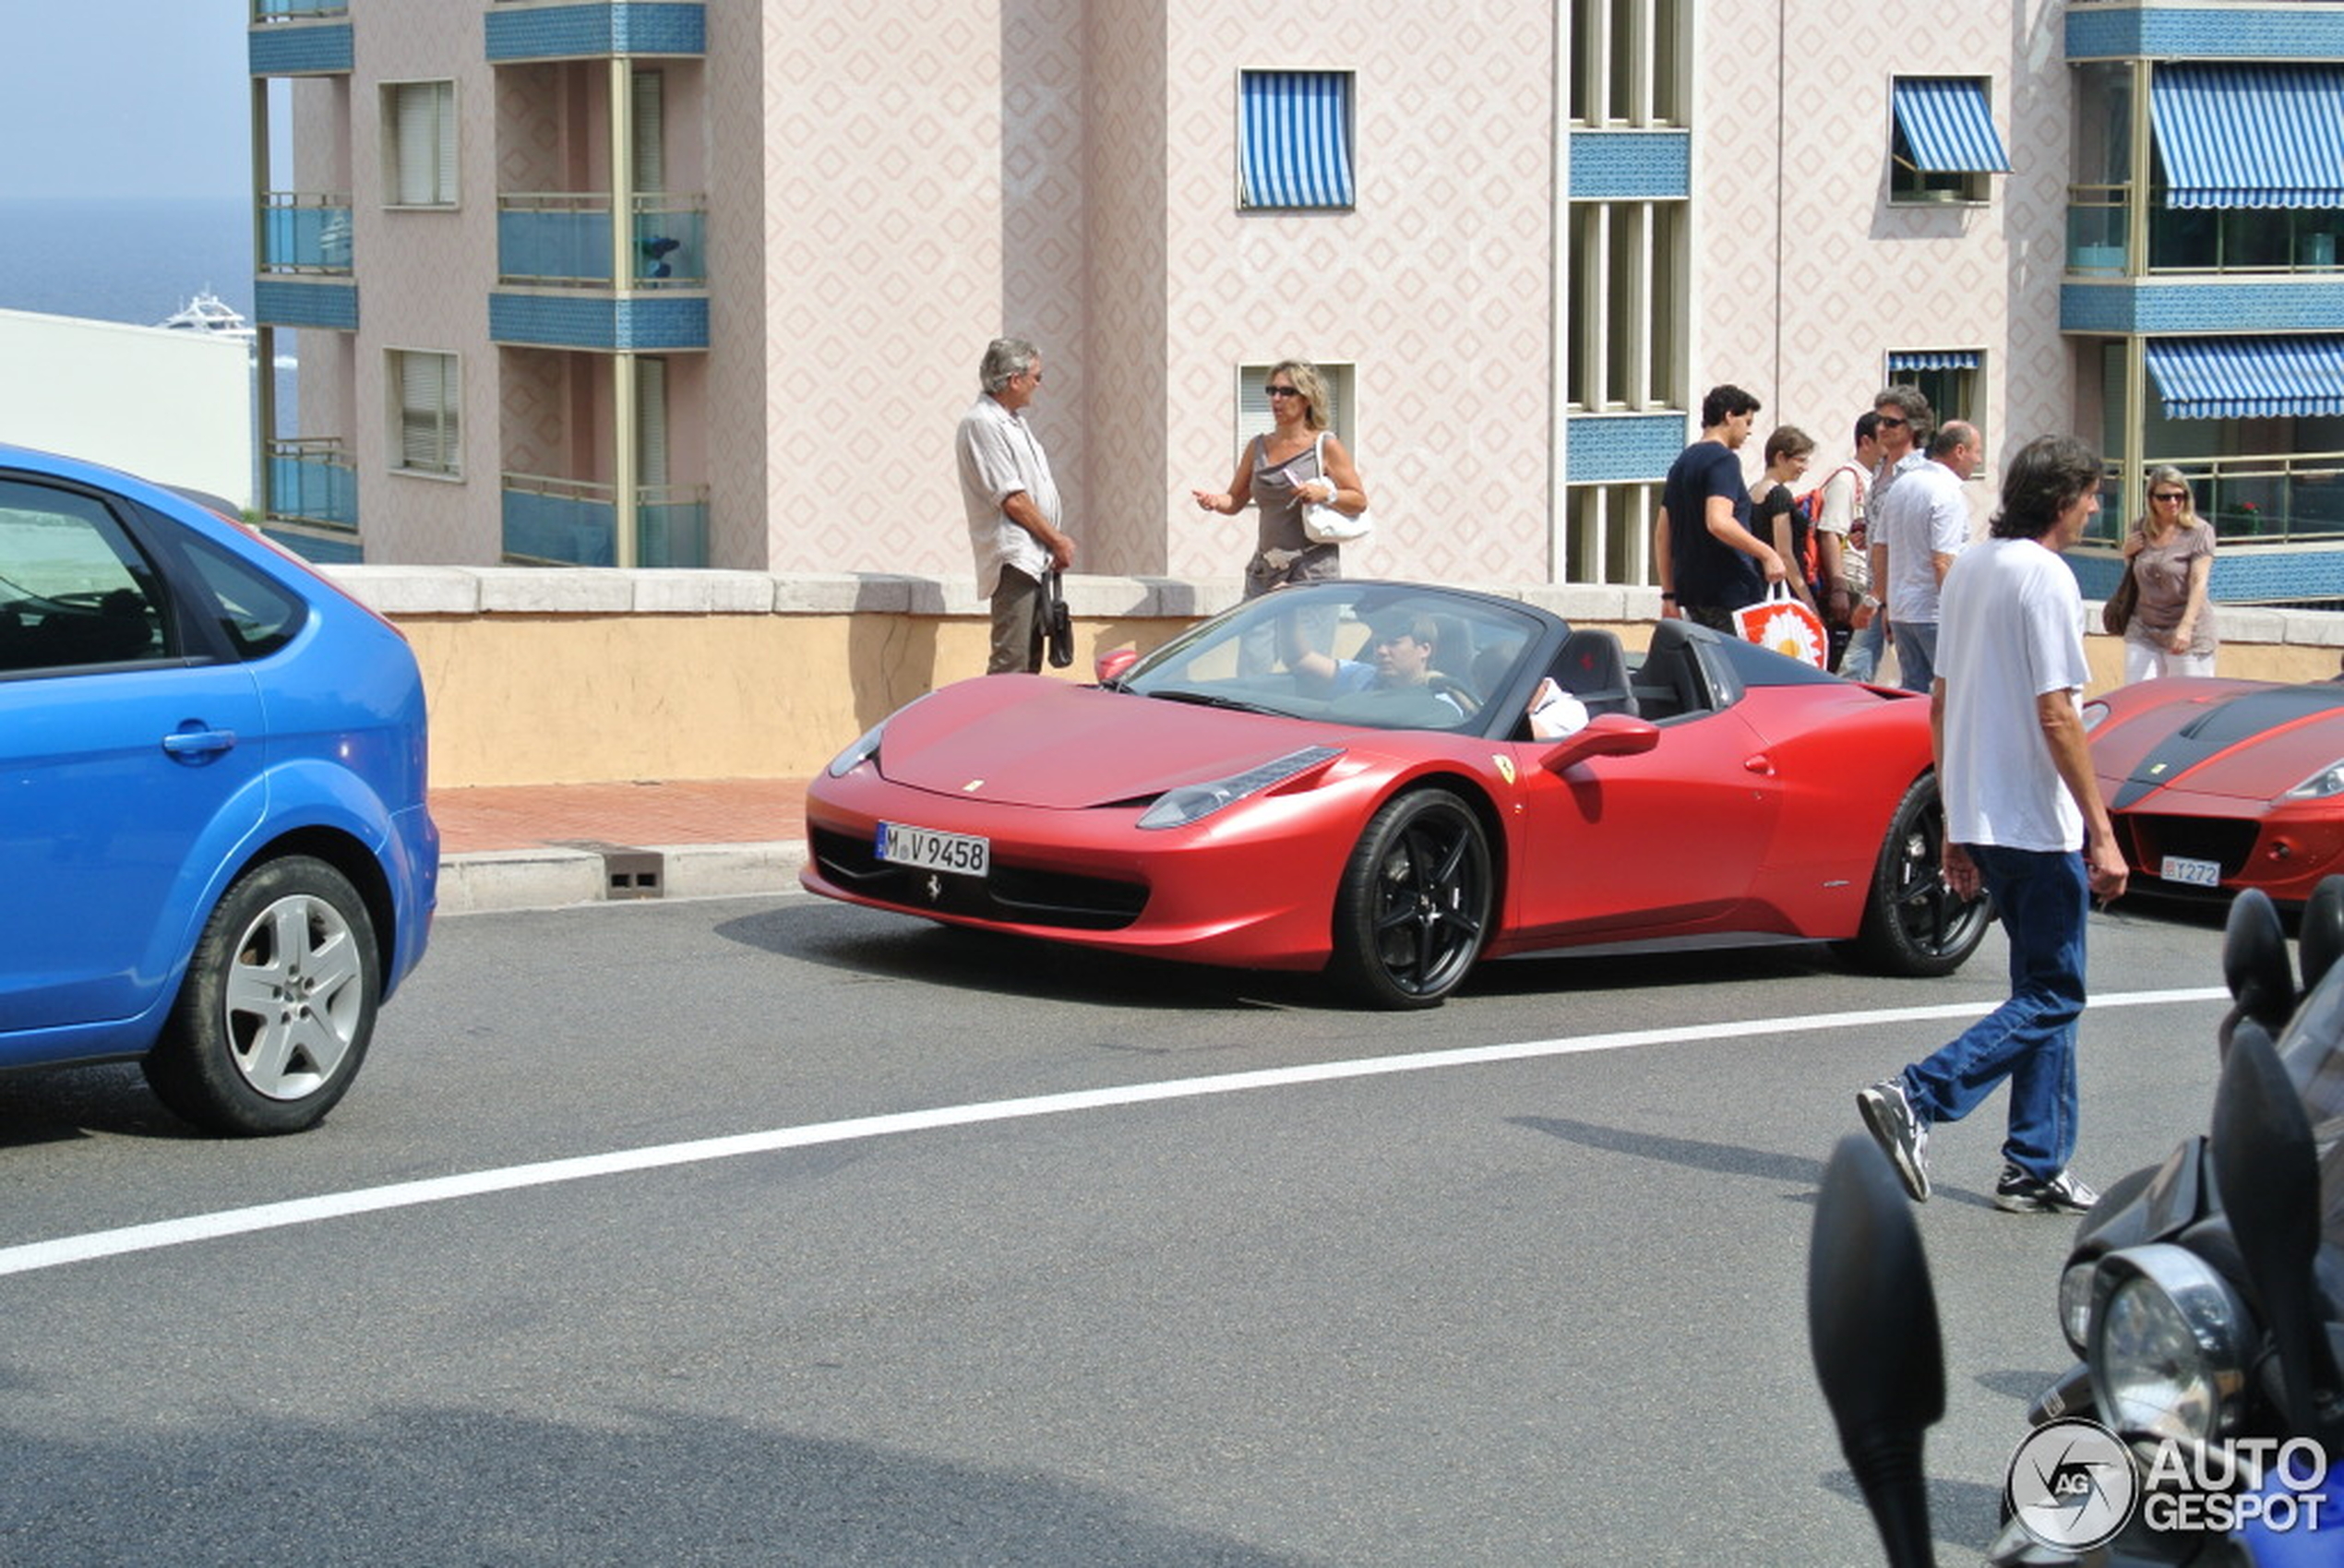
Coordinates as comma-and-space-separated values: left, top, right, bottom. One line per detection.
1300, 432, 1372, 544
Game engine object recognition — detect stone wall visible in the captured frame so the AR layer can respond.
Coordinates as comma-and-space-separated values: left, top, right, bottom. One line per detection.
329, 567, 2344, 788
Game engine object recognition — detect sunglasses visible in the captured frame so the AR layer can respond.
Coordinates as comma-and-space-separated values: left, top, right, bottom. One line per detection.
1876, 414, 1909, 429
2152, 491, 2188, 503
1266, 385, 1303, 399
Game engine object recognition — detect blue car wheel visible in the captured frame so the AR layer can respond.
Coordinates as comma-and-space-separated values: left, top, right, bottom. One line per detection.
144, 855, 382, 1135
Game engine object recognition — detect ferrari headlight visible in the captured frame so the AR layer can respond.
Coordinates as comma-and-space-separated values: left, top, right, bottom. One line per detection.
1136, 746, 1342, 831
2282, 760, 2344, 801
825, 719, 888, 778
2081, 700, 2111, 733
2087, 1243, 2254, 1445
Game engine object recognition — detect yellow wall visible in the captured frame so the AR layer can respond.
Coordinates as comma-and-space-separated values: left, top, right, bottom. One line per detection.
391, 606, 2344, 788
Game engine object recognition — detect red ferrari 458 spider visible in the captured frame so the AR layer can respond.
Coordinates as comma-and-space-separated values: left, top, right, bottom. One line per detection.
802, 581, 1988, 1007
2088, 676, 2344, 902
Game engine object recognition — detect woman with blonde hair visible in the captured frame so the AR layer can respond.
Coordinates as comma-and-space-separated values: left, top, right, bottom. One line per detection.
2120, 466, 2218, 679
1190, 359, 1370, 597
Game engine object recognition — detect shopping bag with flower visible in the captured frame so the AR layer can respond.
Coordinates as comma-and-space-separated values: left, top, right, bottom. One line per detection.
1730, 582, 1828, 669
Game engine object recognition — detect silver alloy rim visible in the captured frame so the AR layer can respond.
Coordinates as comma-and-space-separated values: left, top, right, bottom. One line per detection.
222, 893, 365, 1100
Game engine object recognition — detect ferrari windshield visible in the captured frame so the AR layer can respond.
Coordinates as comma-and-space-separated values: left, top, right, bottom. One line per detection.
1118, 581, 1548, 734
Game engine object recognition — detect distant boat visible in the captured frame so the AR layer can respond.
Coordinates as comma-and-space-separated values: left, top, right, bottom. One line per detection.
153, 290, 257, 346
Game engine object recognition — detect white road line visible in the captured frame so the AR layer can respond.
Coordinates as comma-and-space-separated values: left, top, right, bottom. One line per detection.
0, 986, 2228, 1280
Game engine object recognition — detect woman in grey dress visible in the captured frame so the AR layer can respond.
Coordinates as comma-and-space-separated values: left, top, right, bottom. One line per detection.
1190, 359, 1370, 598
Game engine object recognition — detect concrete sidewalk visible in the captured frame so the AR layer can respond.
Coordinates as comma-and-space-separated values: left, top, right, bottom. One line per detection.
432, 777, 812, 914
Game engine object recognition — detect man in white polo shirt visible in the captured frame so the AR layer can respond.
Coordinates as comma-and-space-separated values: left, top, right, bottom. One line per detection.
1871, 418, 1982, 694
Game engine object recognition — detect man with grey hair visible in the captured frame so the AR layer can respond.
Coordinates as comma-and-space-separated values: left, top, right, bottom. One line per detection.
957, 337, 1075, 674
1870, 416, 1983, 694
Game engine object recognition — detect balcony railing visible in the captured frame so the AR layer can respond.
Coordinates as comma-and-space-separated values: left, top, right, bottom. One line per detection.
260, 193, 353, 275
496, 193, 707, 289
2092, 449, 2344, 545
2068, 186, 2344, 275
501, 473, 709, 567
267, 437, 357, 531
251, 0, 347, 18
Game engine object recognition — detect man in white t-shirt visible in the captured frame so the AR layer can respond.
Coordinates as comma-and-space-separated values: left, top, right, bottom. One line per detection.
1858, 435, 2129, 1216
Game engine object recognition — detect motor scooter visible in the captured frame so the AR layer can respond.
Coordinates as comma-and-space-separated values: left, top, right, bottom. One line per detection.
1810, 880, 2344, 1565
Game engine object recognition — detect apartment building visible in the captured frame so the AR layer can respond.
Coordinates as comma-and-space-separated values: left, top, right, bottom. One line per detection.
245, 0, 2344, 602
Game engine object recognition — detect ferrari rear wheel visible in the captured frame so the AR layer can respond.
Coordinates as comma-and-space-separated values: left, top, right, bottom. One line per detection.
1330, 788, 1493, 1009
1840, 772, 1991, 978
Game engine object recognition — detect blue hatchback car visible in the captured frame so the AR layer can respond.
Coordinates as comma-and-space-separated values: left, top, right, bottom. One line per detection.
0, 445, 437, 1133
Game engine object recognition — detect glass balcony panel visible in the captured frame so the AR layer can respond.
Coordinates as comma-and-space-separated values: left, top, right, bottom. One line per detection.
252, 0, 347, 18
261, 194, 353, 275
267, 437, 356, 530
2147, 203, 2344, 275
632, 200, 706, 287
637, 486, 709, 567
498, 196, 615, 288
2130, 451, 2344, 544
503, 473, 616, 565
2065, 186, 2126, 274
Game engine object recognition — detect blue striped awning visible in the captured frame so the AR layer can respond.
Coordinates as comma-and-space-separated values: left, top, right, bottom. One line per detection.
2145, 336, 2344, 419
1887, 350, 1981, 372
2150, 64, 2344, 209
1889, 78, 2011, 174
1240, 72, 1355, 209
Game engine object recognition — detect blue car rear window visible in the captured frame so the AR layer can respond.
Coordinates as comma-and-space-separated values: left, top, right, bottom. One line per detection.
178, 533, 307, 661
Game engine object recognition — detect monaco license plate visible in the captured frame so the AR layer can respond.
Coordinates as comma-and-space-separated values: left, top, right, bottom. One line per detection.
2160, 855, 2222, 889
876, 822, 990, 879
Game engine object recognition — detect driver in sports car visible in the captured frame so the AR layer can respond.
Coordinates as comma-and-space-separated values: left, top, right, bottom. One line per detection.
1280, 610, 1465, 718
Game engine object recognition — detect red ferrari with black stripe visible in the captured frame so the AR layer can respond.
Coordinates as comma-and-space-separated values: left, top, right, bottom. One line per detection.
802, 581, 1988, 1007
2089, 676, 2344, 902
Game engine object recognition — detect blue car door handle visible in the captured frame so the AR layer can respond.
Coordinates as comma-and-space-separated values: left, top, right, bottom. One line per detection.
161, 724, 239, 761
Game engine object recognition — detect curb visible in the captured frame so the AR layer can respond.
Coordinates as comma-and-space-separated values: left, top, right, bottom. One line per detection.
437, 841, 810, 916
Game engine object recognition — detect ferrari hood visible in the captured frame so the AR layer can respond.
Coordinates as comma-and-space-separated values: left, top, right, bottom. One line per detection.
875, 676, 1358, 808
2104, 682, 2344, 807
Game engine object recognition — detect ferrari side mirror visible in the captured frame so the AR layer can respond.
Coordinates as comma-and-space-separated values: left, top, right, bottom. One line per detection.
1540, 712, 1660, 773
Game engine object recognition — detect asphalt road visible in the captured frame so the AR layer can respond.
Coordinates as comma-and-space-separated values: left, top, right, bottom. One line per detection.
0, 890, 2244, 1565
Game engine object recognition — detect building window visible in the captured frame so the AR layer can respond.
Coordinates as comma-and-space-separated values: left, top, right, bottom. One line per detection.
1563, 482, 1660, 587
1569, 0, 1685, 127
1886, 351, 1982, 435
1565, 199, 1682, 413
1238, 72, 1354, 209
384, 80, 457, 208
1889, 78, 2007, 205
390, 350, 460, 476
1232, 363, 1356, 466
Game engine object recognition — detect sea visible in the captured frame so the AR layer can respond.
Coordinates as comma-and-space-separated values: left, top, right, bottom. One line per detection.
0, 197, 299, 455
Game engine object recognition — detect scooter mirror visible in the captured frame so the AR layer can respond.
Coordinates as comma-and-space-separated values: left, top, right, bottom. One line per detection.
2222, 887, 2295, 1034
1810, 1135, 1943, 1568
2209, 1026, 2340, 1445
2300, 875, 2344, 995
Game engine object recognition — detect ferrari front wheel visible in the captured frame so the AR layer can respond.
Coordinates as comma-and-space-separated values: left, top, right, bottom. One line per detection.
1330, 788, 1493, 1010
1839, 772, 1991, 978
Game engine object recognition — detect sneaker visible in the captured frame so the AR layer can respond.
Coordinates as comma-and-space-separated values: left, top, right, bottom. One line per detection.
1994, 1165, 2099, 1215
1858, 1078, 1931, 1202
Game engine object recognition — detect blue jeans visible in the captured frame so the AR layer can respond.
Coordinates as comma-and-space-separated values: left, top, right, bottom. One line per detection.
1900, 844, 2089, 1182
1896, 619, 1939, 694
1841, 615, 1886, 683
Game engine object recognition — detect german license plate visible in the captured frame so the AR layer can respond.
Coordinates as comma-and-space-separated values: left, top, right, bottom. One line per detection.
2160, 855, 2222, 888
876, 822, 990, 879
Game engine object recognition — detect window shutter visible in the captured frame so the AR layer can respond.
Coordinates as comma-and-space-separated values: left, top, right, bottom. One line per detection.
632, 71, 665, 195
433, 82, 457, 204
637, 357, 670, 487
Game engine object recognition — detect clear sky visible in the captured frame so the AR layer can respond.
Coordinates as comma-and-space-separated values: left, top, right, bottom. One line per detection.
3, 6, 251, 201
